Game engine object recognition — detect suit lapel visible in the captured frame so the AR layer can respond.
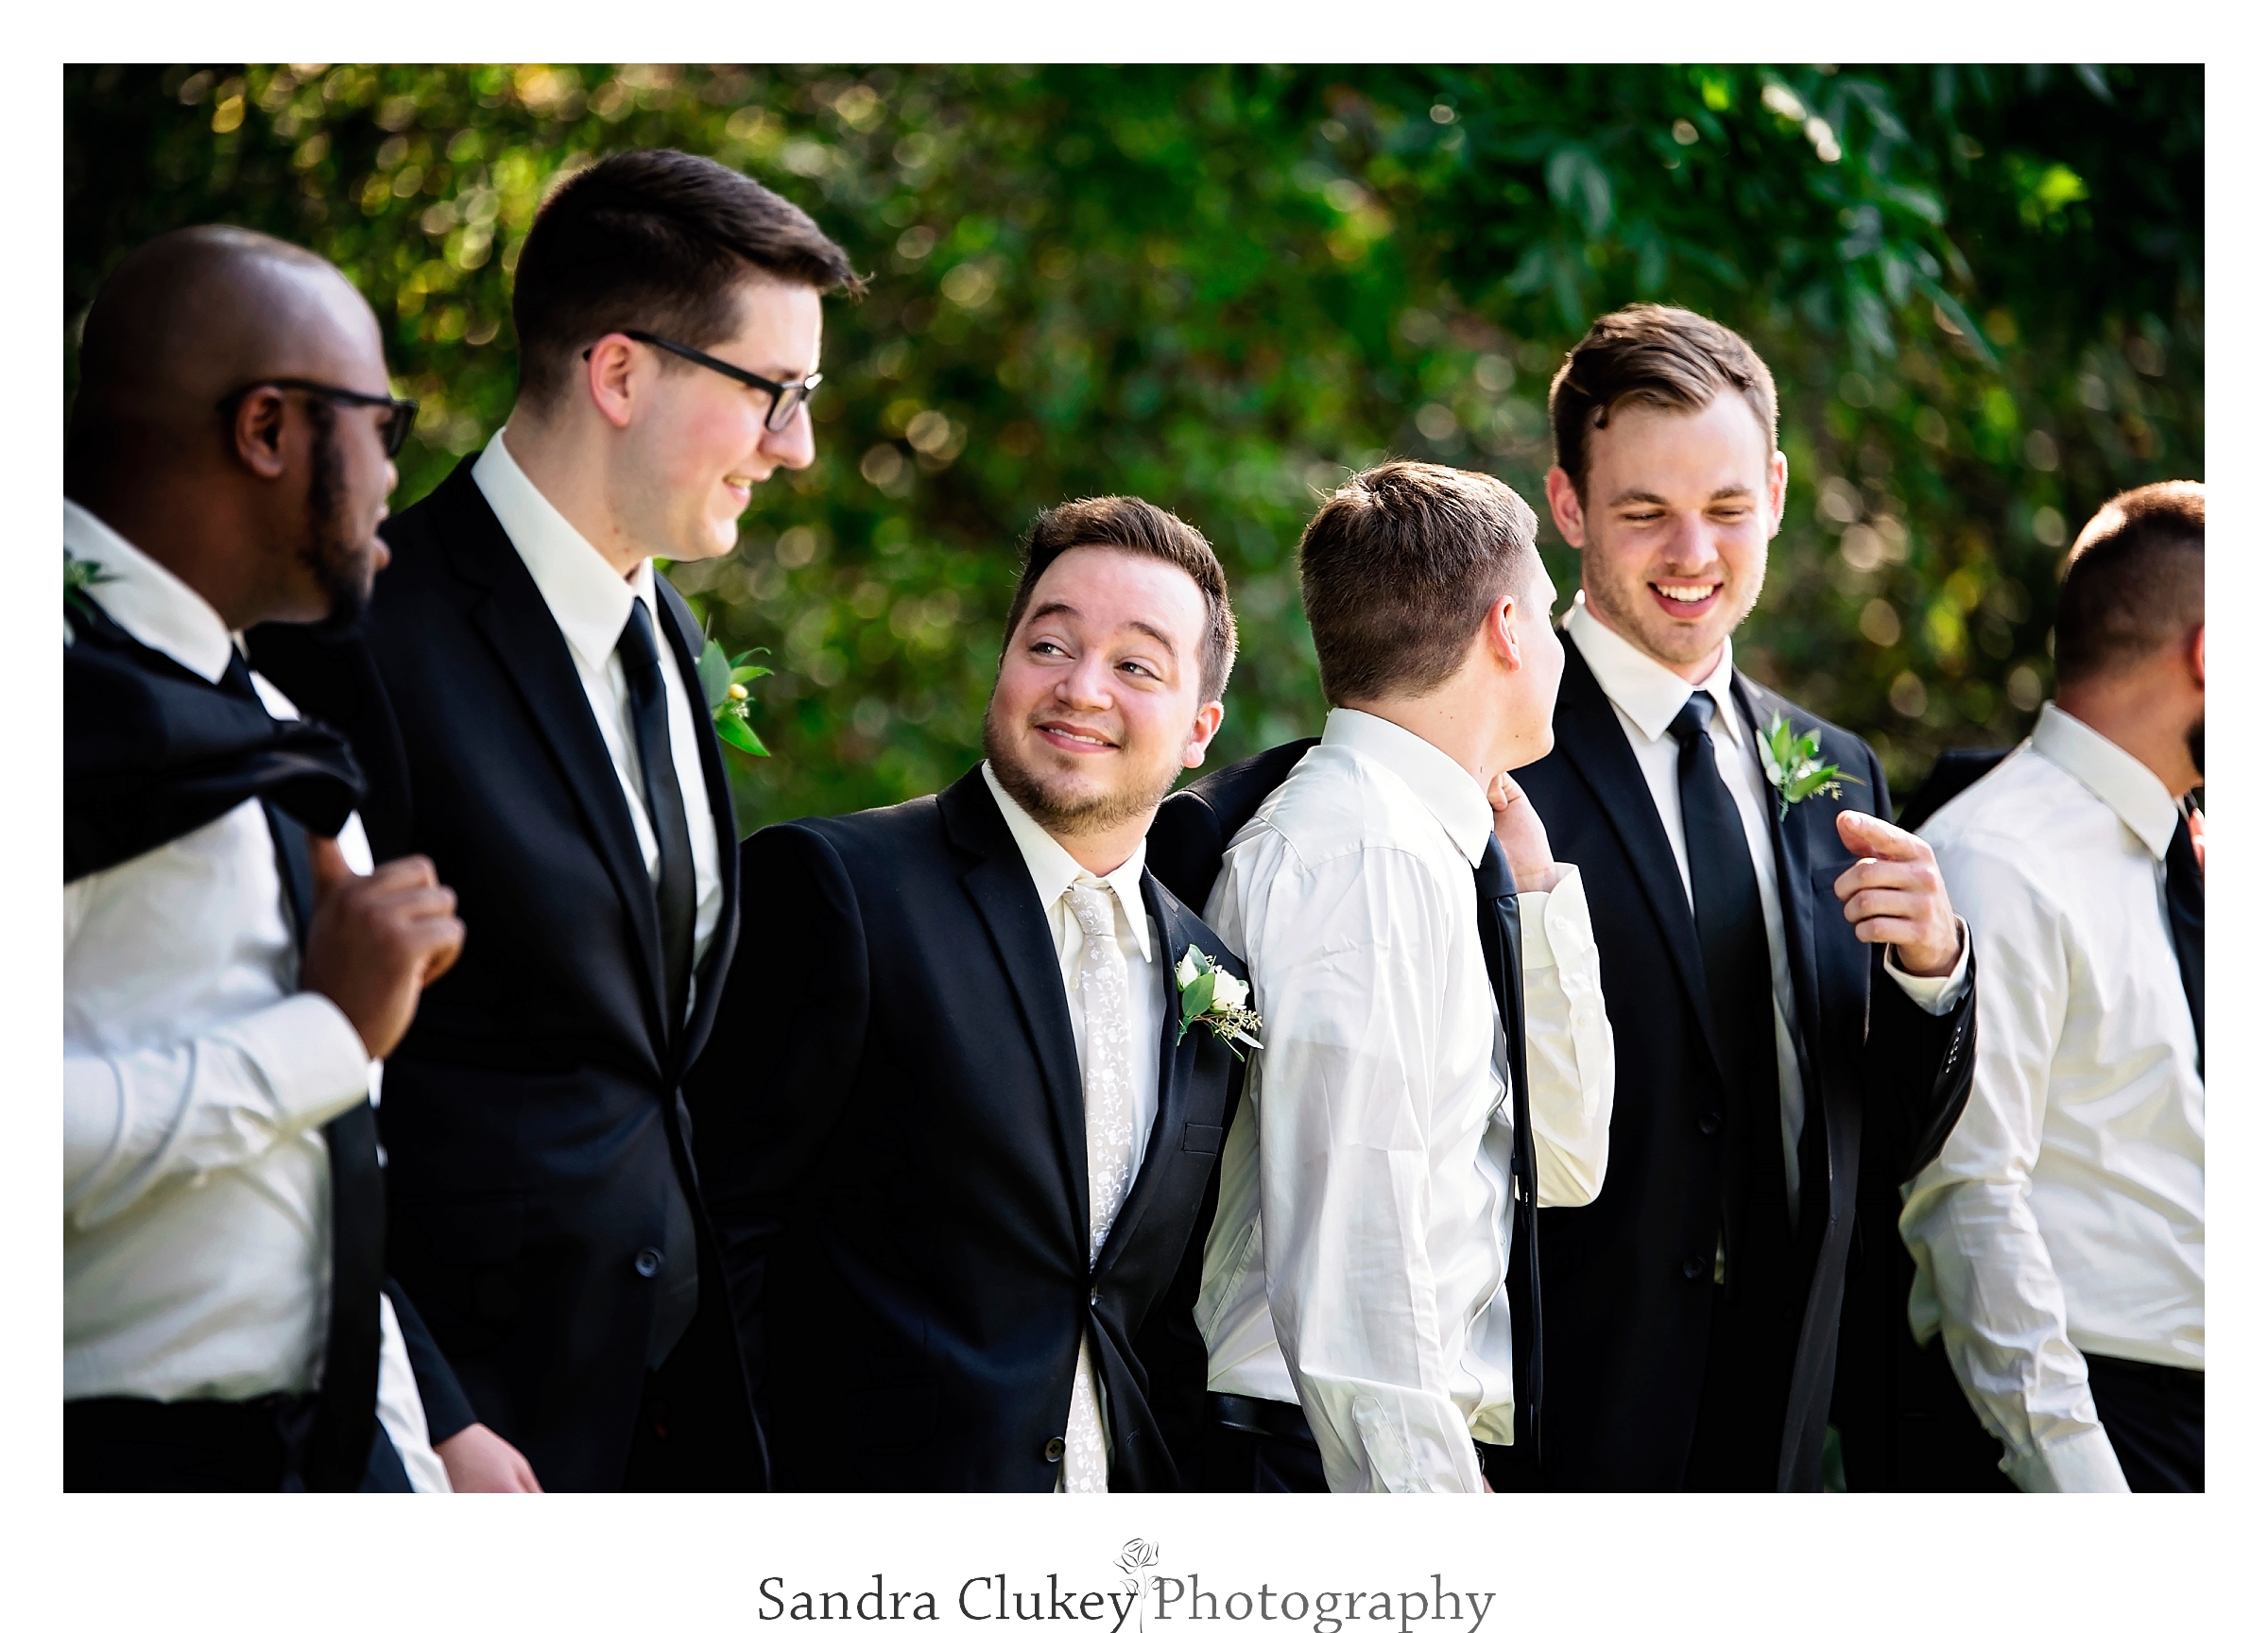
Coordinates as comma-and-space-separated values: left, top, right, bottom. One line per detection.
1731, 672, 1824, 1075
1552, 632, 1726, 1073
1090, 874, 1208, 1284
940, 771, 1090, 1245
437, 465, 670, 1047
655, 576, 740, 1075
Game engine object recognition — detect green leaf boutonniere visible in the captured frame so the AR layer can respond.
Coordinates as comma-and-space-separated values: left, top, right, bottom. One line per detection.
697, 637, 773, 758
1174, 945, 1263, 1058
1755, 713, 1864, 820
64, 548, 118, 643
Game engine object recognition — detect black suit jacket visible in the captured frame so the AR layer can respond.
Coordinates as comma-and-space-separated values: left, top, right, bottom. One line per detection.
686, 766, 1249, 1490
1518, 632, 1974, 1490
247, 457, 760, 1491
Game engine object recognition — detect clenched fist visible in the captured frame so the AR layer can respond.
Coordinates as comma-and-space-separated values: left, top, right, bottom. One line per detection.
298, 835, 466, 1059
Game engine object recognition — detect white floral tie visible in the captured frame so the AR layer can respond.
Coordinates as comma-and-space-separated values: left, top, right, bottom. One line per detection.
1062, 879, 1137, 1493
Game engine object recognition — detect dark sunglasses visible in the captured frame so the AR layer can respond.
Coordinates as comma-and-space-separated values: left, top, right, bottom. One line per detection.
585, 330, 822, 433
218, 378, 421, 458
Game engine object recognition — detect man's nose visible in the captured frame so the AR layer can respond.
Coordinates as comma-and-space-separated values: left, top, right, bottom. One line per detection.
1054, 654, 1115, 710
1658, 511, 1719, 572
759, 406, 817, 473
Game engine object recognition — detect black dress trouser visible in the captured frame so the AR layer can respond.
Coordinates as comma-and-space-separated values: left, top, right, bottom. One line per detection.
64, 1396, 411, 1492
2085, 1352, 2205, 1493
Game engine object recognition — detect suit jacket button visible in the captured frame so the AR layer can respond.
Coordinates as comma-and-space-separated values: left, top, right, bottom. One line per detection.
1090, 1289, 1100, 1306
1697, 1110, 1724, 1135
1043, 1437, 1066, 1463
633, 1248, 664, 1278
1681, 1256, 1707, 1280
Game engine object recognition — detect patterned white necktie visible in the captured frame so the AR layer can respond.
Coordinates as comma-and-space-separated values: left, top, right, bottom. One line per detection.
1061, 879, 1137, 1493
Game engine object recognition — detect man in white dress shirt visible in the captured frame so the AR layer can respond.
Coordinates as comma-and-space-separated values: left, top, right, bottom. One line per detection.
1198, 461, 1615, 1494
249, 150, 857, 1489
1903, 482, 2206, 1491
61, 226, 524, 1489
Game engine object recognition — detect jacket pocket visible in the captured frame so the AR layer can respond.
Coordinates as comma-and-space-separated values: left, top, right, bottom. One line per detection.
1180, 1123, 1225, 1157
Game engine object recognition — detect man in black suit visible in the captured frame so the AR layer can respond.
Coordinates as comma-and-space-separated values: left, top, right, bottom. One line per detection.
1517, 305, 1976, 1490
689, 498, 1250, 1491
249, 149, 858, 1489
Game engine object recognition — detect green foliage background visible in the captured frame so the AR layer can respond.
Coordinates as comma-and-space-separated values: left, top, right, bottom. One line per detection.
64, 64, 2203, 829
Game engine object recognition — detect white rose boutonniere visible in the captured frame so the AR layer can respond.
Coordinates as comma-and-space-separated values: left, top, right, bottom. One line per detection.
1174, 945, 1263, 1057
1755, 713, 1864, 820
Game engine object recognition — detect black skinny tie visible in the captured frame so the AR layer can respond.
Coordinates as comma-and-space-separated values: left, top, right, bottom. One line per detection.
618, 600, 696, 1040
1473, 835, 1543, 1462
226, 653, 385, 1492
2164, 799, 2204, 1076
1666, 694, 1781, 1281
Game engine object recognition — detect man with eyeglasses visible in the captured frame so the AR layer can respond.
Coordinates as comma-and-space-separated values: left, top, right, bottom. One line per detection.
250, 149, 860, 1490
62, 224, 541, 1490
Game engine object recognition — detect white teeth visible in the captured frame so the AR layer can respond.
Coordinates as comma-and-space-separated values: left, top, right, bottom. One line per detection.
1654, 584, 1716, 603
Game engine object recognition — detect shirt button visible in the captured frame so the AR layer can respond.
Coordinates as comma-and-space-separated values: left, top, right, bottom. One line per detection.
1681, 1256, 1707, 1281
633, 1247, 664, 1278
1090, 1289, 1101, 1306
1043, 1437, 1066, 1463
1697, 1110, 1724, 1136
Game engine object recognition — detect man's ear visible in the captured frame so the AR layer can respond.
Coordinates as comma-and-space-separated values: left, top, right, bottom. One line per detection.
1181, 698, 1227, 768
2187, 625, 2206, 689
1543, 466, 1587, 549
1765, 448, 1790, 537
231, 388, 292, 480
1486, 594, 1523, 674
583, 334, 643, 430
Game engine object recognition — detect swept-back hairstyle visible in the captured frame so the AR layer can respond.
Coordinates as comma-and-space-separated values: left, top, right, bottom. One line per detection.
1549, 303, 1778, 501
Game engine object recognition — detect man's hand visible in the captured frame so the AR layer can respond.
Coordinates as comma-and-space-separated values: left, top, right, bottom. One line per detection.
1487, 771, 1559, 893
299, 836, 466, 1059
434, 1422, 542, 1493
1832, 810, 1962, 977
2190, 807, 2205, 879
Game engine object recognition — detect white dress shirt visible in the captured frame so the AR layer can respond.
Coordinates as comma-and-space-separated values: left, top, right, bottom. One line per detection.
980, 764, 1162, 1487
1195, 709, 1614, 1493
1901, 703, 2204, 1493
473, 429, 723, 1000
63, 501, 446, 1491
1565, 597, 1967, 1218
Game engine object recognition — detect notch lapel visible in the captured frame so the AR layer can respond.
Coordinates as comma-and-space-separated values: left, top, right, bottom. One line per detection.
1089, 874, 1211, 1283
939, 772, 1090, 1250
654, 576, 740, 1076
1731, 672, 1824, 1078
436, 466, 671, 1051
1551, 632, 1727, 1076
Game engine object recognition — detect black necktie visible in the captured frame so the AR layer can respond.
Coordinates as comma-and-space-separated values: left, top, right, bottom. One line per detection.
2164, 799, 2204, 1076
1666, 693, 1782, 1280
1473, 835, 1543, 1463
226, 654, 385, 1491
618, 600, 697, 1041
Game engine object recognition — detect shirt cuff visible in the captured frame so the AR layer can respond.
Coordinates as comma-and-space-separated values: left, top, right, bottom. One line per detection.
2003, 1423, 2132, 1493
1884, 919, 1970, 1016
1517, 863, 1585, 971
228, 992, 375, 1127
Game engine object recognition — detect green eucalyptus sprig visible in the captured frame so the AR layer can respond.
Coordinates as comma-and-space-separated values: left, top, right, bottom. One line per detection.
697, 637, 772, 758
1755, 713, 1864, 820
64, 548, 118, 643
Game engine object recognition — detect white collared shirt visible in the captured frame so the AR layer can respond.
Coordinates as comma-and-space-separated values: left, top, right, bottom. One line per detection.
981, 763, 1164, 1487
1565, 596, 1967, 1215
1195, 709, 1614, 1492
63, 500, 445, 1490
472, 429, 723, 1004
1900, 703, 2204, 1493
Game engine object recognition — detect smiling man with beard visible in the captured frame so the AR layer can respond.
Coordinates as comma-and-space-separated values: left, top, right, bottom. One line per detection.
1515, 304, 1977, 1491
689, 497, 1252, 1491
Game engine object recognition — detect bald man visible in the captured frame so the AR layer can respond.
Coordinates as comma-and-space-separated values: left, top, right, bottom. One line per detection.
64, 226, 530, 1491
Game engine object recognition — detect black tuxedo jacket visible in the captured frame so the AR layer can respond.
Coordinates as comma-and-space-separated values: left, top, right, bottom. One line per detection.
247, 457, 760, 1491
685, 766, 1249, 1491
1518, 632, 1974, 1489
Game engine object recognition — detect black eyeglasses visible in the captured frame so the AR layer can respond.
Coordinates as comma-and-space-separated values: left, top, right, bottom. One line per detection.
585, 330, 821, 433
218, 378, 421, 457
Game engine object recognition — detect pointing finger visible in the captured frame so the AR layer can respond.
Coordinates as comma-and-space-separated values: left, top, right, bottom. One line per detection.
1837, 809, 1930, 863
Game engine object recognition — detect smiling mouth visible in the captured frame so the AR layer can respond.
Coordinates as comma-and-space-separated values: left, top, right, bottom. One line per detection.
1651, 581, 1721, 614
1037, 721, 1117, 752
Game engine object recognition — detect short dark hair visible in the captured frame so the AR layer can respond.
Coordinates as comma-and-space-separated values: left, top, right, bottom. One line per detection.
1298, 461, 1542, 706
2054, 481, 2205, 685
1549, 303, 1778, 502
510, 147, 860, 404
1003, 497, 1238, 702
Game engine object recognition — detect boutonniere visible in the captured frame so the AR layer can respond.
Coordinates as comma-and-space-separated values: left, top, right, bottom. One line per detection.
1755, 713, 1864, 820
1174, 945, 1263, 1058
697, 637, 772, 757
64, 548, 117, 644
